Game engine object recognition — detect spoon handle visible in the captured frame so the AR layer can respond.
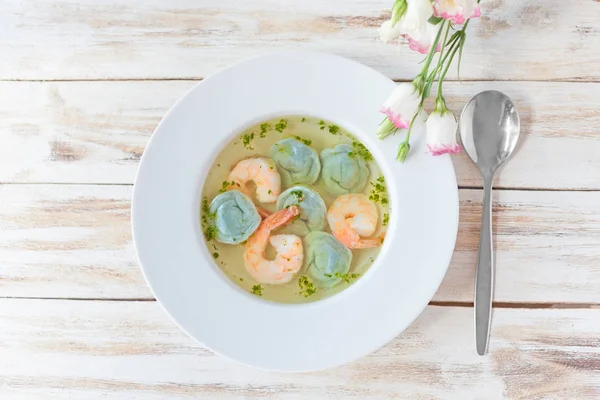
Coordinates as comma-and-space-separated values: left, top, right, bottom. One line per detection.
475, 179, 494, 355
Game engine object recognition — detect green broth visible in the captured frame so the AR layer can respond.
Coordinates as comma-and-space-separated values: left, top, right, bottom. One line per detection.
201, 116, 390, 303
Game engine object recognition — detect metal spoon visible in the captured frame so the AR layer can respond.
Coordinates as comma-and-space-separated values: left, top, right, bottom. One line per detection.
459, 90, 520, 355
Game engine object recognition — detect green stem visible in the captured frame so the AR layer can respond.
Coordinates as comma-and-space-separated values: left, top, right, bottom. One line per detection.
413, 20, 447, 91
435, 22, 452, 98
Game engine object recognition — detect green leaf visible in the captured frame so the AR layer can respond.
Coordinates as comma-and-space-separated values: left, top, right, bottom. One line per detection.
428, 16, 443, 25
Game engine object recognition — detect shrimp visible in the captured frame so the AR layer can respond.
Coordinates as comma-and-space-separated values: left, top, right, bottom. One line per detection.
327, 193, 384, 249
228, 158, 281, 203
244, 205, 304, 285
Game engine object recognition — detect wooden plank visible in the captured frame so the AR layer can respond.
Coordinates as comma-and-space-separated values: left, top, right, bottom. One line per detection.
0, 184, 149, 299
1, 184, 599, 304
0, 299, 598, 399
1, 81, 599, 189
1, 0, 599, 81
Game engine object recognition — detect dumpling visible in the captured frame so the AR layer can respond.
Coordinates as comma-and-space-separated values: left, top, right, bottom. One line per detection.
270, 138, 320, 186
320, 144, 369, 196
277, 186, 327, 234
207, 190, 261, 244
305, 231, 352, 287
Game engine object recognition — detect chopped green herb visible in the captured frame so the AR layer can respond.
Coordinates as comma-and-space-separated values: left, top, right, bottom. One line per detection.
293, 135, 312, 146
242, 132, 255, 150
324, 273, 332, 278
212, 243, 218, 250
369, 176, 389, 206
298, 275, 317, 297
217, 163, 221, 167
251, 284, 263, 296
219, 180, 230, 193
383, 213, 390, 226
335, 272, 360, 284
301, 117, 306, 122
328, 125, 340, 135
290, 190, 306, 202
275, 119, 288, 133
212, 252, 219, 259
318, 120, 325, 125
204, 225, 217, 241
239, 277, 243, 282
259, 122, 271, 138
202, 196, 210, 214
268, 189, 272, 194
320, 126, 325, 130
351, 141, 373, 161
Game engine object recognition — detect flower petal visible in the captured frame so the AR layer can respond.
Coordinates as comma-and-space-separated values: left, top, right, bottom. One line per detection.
433, 0, 481, 24
425, 110, 461, 156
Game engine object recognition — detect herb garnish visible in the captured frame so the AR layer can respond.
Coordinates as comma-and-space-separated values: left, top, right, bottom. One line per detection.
298, 275, 317, 297
219, 180, 229, 193
383, 213, 390, 226
335, 272, 360, 284
251, 284, 263, 296
242, 132, 255, 150
328, 124, 340, 135
369, 176, 389, 206
204, 226, 217, 241
290, 190, 306, 202
212, 252, 219, 259
348, 141, 373, 161
201, 196, 217, 241
293, 135, 312, 146
275, 119, 288, 133
259, 122, 271, 138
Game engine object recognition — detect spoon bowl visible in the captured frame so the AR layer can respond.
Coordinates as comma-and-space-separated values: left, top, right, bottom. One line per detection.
459, 90, 520, 355
460, 90, 520, 179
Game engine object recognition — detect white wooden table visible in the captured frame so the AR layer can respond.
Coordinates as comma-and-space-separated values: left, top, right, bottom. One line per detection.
1, 1, 599, 398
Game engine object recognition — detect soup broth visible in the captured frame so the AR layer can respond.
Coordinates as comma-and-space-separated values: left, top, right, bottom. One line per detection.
201, 116, 390, 303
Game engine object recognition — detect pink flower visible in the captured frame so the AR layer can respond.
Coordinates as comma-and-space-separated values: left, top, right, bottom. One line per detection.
425, 108, 461, 156
402, 22, 442, 54
380, 83, 421, 130
433, 0, 481, 24
397, 0, 434, 34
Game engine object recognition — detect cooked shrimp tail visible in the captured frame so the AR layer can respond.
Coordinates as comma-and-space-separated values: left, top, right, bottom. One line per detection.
333, 227, 384, 249
243, 205, 303, 285
327, 193, 383, 250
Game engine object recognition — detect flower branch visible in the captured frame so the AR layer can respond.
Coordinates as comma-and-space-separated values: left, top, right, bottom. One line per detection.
377, 0, 481, 162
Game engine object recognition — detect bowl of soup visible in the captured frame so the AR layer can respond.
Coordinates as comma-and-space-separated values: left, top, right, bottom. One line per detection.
202, 115, 390, 304
132, 52, 459, 371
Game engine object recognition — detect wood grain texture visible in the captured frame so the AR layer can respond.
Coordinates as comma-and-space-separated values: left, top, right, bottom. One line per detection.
2, 80, 600, 189
1, 299, 599, 399
2, 0, 600, 81
2, 184, 599, 304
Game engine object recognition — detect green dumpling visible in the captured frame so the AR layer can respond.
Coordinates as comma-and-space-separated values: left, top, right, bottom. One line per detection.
305, 231, 352, 287
320, 144, 369, 196
277, 186, 327, 234
207, 190, 261, 244
270, 138, 320, 186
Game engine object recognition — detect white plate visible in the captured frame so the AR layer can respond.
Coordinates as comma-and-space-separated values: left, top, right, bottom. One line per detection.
132, 52, 458, 372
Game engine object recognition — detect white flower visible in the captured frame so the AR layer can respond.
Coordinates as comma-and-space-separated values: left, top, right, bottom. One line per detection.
397, 0, 434, 35
403, 22, 442, 54
426, 107, 461, 155
380, 83, 421, 130
433, 0, 481, 25
378, 19, 402, 43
